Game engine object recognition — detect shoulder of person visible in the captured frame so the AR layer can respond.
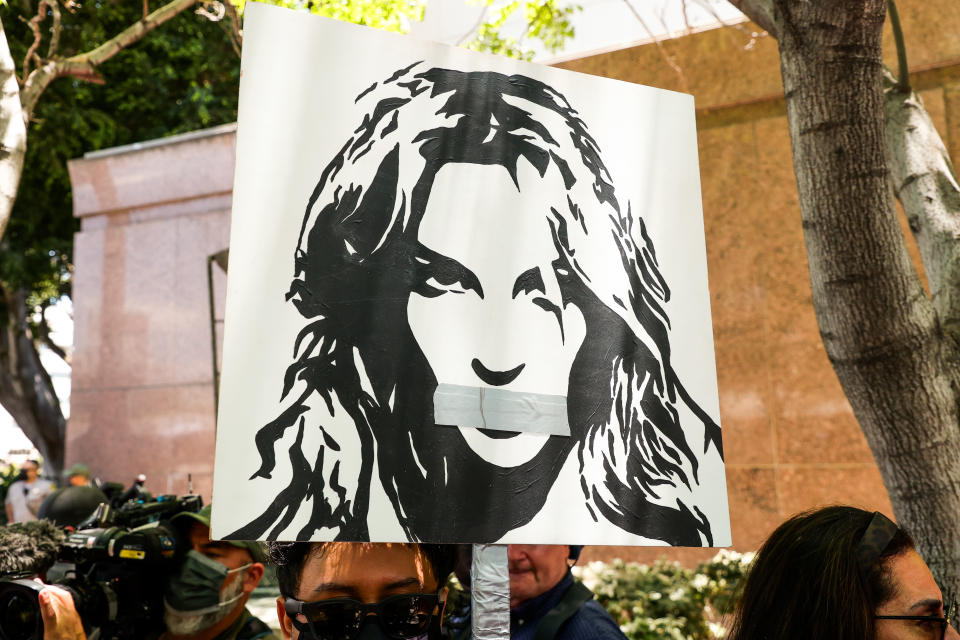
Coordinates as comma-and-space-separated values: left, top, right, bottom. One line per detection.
560, 600, 628, 640
234, 613, 278, 640
4, 480, 22, 500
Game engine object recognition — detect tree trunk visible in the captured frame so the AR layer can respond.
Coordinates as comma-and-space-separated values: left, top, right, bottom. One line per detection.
0, 18, 28, 247
732, 0, 960, 595
0, 284, 66, 476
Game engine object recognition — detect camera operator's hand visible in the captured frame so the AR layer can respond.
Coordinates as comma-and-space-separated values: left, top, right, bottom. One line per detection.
39, 585, 87, 640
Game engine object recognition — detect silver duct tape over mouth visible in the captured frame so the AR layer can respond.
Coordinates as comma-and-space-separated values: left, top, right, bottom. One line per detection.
433, 383, 570, 436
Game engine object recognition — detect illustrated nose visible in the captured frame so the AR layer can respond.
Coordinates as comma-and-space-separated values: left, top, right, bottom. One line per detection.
471, 358, 525, 386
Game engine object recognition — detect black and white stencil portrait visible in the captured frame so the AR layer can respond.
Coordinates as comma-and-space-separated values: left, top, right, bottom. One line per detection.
212, 2, 730, 547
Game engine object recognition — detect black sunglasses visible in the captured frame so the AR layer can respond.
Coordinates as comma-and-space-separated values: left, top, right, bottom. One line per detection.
876, 599, 957, 640
285, 592, 440, 640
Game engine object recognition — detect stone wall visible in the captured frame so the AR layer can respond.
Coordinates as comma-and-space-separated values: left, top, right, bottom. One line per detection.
67, 0, 960, 562
68, 124, 236, 500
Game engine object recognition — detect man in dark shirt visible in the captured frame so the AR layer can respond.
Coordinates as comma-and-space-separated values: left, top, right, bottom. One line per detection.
508, 545, 626, 640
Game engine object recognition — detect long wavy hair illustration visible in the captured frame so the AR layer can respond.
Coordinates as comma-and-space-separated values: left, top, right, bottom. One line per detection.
228, 63, 723, 545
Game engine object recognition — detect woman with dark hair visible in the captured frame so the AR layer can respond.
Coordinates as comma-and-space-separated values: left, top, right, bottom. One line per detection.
229, 61, 724, 545
729, 506, 958, 640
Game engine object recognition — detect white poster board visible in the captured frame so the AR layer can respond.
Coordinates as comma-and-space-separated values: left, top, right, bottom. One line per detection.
212, 1, 730, 546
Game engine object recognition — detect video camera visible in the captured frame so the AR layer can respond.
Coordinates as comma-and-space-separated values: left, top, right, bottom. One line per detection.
0, 487, 203, 640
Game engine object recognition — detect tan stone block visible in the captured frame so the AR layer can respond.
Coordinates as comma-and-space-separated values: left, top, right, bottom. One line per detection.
699, 122, 766, 334
171, 211, 232, 384
553, 21, 783, 111
714, 326, 774, 466
67, 384, 217, 500
724, 466, 781, 551
882, 0, 960, 72
769, 339, 871, 465
71, 229, 106, 392
68, 126, 237, 218
777, 465, 891, 519
581, 466, 779, 563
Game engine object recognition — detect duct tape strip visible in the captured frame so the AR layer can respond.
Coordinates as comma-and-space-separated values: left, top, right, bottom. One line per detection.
433, 383, 570, 436
471, 544, 511, 640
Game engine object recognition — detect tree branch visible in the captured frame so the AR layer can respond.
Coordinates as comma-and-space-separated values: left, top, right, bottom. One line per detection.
47, 0, 61, 60
22, 0, 52, 81
222, 0, 242, 57
680, 0, 692, 35
620, 0, 689, 92
884, 70, 960, 343
35, 302, 70, 364
19, 0, 199, 125
728, 0, 778, 39
887, 0, 909, 92
457, 3, 489, 46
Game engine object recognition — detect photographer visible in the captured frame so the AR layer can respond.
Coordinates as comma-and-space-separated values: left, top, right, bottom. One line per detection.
39, 504, 278, 640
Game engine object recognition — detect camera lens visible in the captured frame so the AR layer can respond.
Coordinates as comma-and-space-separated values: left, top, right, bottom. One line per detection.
0, 583, 41, 640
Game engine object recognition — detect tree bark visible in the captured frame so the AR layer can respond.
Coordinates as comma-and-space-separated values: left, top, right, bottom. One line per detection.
0, 284, 66, 475
884, 75, 960, 346
733, 0, 960, 594
0, 19, 27, 247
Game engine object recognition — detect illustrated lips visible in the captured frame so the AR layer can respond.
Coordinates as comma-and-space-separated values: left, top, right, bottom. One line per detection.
469, 359, 526, 438
471, 358, 525, 386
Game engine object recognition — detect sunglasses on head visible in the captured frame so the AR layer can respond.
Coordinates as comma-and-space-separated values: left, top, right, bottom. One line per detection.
285, 592, 440, 640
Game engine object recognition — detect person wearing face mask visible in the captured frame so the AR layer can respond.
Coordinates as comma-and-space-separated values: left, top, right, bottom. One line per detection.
162, 505, 277, 640
38, 503, 278, 640
270, 541, 454, 640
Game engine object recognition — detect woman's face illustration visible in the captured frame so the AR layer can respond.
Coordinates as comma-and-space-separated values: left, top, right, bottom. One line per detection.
407, 161, 587, 466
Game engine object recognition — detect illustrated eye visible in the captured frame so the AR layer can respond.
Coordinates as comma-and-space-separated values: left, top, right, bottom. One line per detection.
531, 296, 564, 336
413, 248, 484, 299
416, 276, 471, 297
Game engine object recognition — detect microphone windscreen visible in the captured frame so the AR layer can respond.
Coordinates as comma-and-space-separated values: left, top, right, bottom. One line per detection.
0, 519, 65, 575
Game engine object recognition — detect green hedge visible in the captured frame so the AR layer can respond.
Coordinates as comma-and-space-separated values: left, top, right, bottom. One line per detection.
573, 550, 754, 640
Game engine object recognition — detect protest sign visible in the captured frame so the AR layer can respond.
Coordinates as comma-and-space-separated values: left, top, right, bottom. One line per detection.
212, 1, 729, 546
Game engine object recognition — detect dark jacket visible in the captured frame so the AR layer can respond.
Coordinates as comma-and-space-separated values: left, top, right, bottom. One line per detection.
510, 573, 627, 640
